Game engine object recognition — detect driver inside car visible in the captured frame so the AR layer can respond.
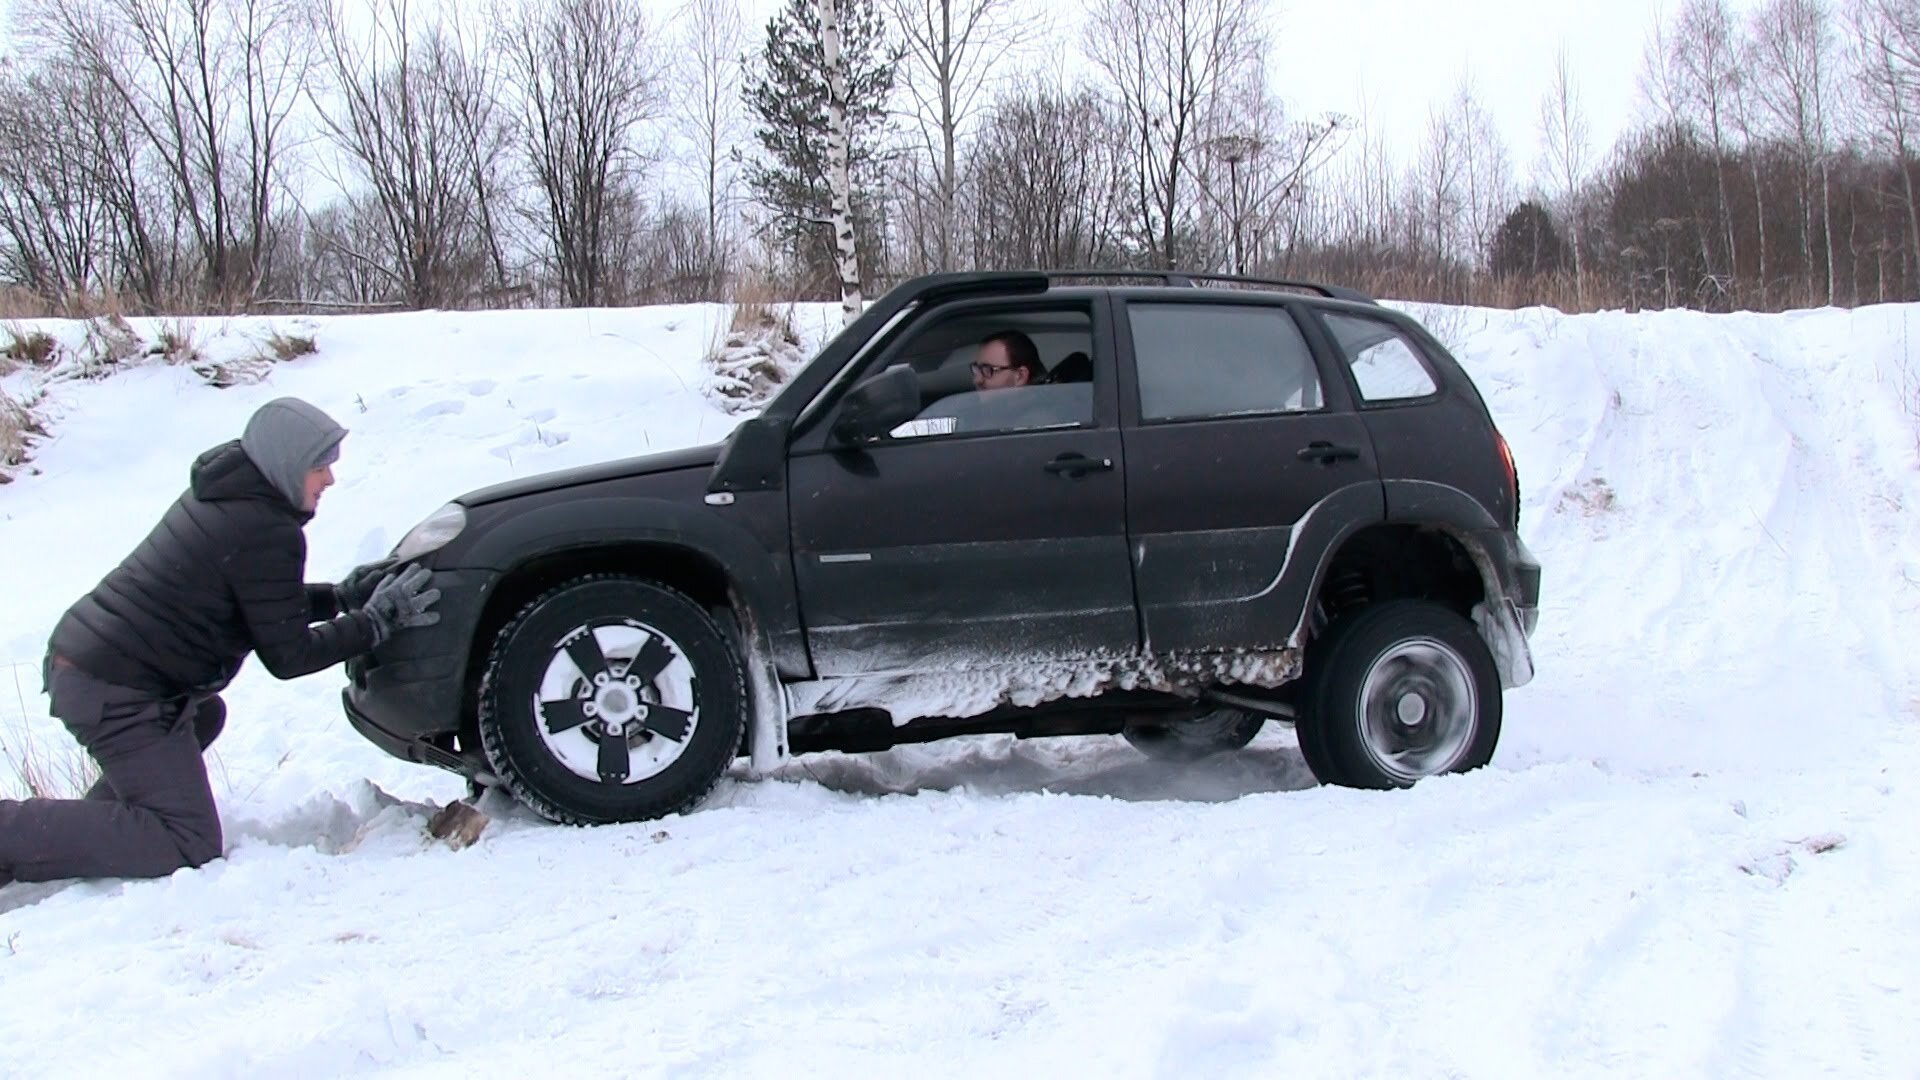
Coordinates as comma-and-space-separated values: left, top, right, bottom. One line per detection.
969, 330, 1045, 392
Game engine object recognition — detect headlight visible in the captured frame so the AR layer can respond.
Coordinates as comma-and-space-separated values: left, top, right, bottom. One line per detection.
392, 502, 467, 561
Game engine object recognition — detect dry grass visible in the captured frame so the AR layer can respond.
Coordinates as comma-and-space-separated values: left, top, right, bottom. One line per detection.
2, 666, 99, 800
2, 322, 58, 368
261, 329, 318, 361
0, 388, 46, 478
82, 313, 142, 373
154, 318, 202, 366
1, 729, 100, 800
727, 272, 796, 338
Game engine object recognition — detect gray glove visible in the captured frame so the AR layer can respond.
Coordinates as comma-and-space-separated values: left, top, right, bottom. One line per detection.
362, 564, 442, 646
336, 558, 398, 611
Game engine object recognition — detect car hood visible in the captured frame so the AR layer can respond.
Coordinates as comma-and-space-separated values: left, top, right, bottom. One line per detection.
457, 442, 725, 507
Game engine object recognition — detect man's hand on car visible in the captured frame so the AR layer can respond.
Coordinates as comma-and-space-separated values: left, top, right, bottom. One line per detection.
336, 557, 399, 611
362, 564, 442, 645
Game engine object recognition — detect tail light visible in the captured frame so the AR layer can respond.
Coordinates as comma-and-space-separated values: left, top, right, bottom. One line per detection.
1495, 430, 1520, 527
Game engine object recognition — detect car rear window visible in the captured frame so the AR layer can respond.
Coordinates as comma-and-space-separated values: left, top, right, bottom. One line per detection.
1127, 303, 1323, 422
1320, 312, 1440, 401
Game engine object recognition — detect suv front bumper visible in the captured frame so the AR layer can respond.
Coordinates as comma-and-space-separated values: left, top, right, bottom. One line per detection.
341, 567, 498, 764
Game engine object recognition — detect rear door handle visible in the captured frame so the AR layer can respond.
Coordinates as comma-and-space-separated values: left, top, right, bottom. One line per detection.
1297, 441, 1362, 464
1044, 452, 1115, 478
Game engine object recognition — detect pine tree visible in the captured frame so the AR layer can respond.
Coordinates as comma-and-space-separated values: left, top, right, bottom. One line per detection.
741, 0, 897, 291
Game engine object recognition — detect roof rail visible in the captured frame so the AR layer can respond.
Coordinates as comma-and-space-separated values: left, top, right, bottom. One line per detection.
1039, 269, 1377, 305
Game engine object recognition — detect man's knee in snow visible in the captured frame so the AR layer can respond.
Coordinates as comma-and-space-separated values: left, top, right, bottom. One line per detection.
176, 820, 224, 870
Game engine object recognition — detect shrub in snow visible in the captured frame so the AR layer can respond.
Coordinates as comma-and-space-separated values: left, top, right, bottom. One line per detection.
0, 388, 45, 480
706, 287, 808, 413
82, 314, 143, 370
153, 318, 203, 367
263, 330, 318, 362
706, 326, 807, 413
1, 324, 57, 369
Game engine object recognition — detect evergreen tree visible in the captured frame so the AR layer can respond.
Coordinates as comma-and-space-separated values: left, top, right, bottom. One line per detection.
742, 0, 898, 290
1489, 200, 1569, 280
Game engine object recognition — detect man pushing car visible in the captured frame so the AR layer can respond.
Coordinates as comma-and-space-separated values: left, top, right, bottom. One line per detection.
0, 397, 440, 886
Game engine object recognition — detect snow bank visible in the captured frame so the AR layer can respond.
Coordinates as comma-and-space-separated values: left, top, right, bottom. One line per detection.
1, 297, 1916, 1077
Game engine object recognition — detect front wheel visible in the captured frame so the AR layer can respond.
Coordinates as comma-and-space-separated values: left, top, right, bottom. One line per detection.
477, 575, 747, 825
1297, 600, 1501, 789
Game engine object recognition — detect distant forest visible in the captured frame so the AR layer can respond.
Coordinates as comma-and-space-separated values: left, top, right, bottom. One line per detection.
1, 0, 1916, 315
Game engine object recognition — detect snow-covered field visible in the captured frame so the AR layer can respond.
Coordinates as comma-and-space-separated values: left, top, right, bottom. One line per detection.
2, 296, 1917, 1078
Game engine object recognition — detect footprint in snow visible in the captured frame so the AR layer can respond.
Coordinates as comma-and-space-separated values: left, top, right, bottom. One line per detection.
466, 379, 498, 396
525, 407, 558, 423
413, 400, 466, 420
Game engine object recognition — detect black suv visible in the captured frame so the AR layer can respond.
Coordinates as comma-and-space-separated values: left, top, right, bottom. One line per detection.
341, 271, 1541, 824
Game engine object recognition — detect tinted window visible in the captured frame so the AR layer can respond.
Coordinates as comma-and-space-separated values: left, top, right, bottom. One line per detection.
1128, 304, 1322, 422
1322, 312, 1439, 401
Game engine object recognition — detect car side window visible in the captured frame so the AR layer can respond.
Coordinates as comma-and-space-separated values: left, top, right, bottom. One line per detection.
888, 306, 1098, 439
1127, 303, 1322, 422
1320, 312, 1440, 402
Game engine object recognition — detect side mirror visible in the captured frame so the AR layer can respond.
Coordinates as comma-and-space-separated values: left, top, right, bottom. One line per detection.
831, 365, 922, 444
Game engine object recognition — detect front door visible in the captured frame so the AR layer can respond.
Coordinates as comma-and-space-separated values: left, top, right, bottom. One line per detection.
786, 296, 1139, 676
1117, 297, 1385, 654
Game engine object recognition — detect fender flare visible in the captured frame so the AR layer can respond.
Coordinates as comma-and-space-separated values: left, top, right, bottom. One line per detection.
1291, 480, 1533, 687
452, 494, 809, 678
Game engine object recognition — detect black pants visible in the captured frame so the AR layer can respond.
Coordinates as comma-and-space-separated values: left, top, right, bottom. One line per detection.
0, 662, 226, 886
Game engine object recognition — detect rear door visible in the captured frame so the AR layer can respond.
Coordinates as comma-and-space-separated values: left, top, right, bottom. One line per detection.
1117, 296, 1385, 654
786, 295, 1140, 677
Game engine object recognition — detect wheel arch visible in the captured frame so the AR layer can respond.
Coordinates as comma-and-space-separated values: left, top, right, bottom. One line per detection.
1296, 485, 1530, 687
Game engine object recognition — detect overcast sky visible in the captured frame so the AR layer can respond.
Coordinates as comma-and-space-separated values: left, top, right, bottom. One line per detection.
1263, 0, 1725, 186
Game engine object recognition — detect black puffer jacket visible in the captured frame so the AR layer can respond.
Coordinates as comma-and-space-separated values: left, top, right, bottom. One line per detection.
48, 440, 377, 697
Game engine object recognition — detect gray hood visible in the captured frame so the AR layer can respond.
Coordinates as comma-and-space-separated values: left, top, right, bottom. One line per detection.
239, 397, 346, 508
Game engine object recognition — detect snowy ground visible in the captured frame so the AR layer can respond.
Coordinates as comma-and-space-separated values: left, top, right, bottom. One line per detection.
2, 298, 1917, 1078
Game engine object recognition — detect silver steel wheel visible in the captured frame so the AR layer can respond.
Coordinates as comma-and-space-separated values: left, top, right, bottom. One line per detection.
532, 618, 700, 785
1355, 636, 1478, 782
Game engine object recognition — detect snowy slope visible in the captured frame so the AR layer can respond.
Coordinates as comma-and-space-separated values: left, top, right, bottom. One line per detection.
1, 299, 1917, 1078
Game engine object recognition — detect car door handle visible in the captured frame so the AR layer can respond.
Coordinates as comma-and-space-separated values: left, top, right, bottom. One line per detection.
1297, 441, 1362, 464
1043, 453, 1115, 478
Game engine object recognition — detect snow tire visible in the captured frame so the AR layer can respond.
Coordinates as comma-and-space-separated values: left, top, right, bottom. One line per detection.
1298, 600, 1501, 789
477, 574, 747, 825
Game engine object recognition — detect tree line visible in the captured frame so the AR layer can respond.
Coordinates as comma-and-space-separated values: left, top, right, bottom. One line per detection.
0, 0, 1916, 317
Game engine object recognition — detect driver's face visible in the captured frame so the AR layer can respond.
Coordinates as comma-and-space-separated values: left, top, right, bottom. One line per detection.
971, 341, 1031, 391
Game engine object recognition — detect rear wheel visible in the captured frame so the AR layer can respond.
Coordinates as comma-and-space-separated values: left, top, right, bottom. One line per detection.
1122, 708, 1266, 763
1297, 600, 1500, 789
477, 575, 747, 824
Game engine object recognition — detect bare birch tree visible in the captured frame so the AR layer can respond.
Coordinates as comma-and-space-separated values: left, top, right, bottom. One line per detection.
884, 0, 1042, 270
965, 83, 1129, 269
1539, 44, 1591, 305
496, 0, 663, 307
1849, 0, 1920, 272
0, 66, 118, 301
1751, 0, 1841, 302
1411, 104, 1465, 274
1676, 0, 1745, 295
1189, 63, 1345, 274
1084, 0, 1265, 268
1448, 79, 1513, 281
24, 0, 308, 307
818, 0, 862, 323
671, 0, 748, 293
312, 0, 505, 307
